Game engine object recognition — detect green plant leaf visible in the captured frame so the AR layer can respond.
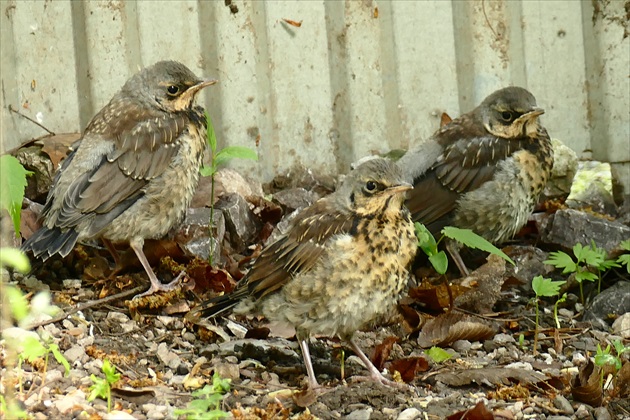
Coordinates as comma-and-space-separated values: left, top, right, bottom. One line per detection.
205, 112, 217, 155
0, 155, 33, 236
544, 251, 577, 273
618, 254, 630, 273
594, 353, 621, 371
48, 343, 70, 376
102, 359, 120, 385
88, 375, 108, 401
0, 247, 31, 273
575, 270, 597, 283
414, 223, 438, 256
531, 275, 565, 297
620, 240, 630, 251
441, 227, 515, 266
22, 336, 46, 361
429, 251, 449, 275
214, 146, 258, 168
6, 285, 29, 322
425, 347, 452, 363
211, 373, 231, 393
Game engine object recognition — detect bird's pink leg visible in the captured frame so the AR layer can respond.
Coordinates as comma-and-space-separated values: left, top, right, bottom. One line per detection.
129, 237, 185, 299
348, 338, 410, 389
298, 338, 321, 390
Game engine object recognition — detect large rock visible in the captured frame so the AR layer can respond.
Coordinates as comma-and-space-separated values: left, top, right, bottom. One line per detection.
173, 208, 225, 263
215, 193, 261, 253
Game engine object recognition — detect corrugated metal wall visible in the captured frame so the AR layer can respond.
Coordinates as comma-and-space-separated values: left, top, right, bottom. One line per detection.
1, 0, 628, 190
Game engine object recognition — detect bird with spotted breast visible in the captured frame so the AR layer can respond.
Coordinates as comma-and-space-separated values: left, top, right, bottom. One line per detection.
398, 86, 553, 275
21, 60, 216, 298
188, 157, 417, 390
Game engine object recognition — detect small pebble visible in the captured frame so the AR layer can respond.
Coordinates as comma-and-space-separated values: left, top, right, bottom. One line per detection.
451, 340, 471, 353
575, 404, 593, 420
593, 407, 612, 420
346, 408, 372, 420
553, 395, 574, 415
398, 408, 422, 420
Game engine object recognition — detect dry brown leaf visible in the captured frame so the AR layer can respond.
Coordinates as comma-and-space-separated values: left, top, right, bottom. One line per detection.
613, 361, 630, 398
446, 401, 494, 420
245, 327, 271, 340
389, 357, 429, 383
39, 133, 81, 169
571, 359, 603, 407
440, 112, 453, 127
409, 282, 470, 313
282, 18, 302, 27
417, 312, 496, 348
371, 336, 399, 371
435, 367, 547, 387
455, 254, 507, 313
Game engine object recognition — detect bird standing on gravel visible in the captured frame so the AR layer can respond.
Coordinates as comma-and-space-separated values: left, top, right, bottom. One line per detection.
189, 158, 417, 390
398, 86, 553, 274
21, 60, 216, 298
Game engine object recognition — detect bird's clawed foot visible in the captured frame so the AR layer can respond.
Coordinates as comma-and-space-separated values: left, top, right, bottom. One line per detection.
349, 373, 412, 390
132, 270, 187, 300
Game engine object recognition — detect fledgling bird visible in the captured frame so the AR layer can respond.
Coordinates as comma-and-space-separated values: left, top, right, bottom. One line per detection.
398, 86, 553, 274
188, 158, 417, 390
21, 60, 217, 298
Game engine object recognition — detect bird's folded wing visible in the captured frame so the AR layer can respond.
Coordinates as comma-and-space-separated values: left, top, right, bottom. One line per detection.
53, 113, 190, 232
243, 200, 356, 300
408, 118, 523, 226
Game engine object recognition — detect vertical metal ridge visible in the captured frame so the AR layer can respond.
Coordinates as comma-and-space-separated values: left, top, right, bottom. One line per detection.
377, 1, 404, 152
324, 0, 351, 174
70, 0, 92, 131
451, 0, 474, 112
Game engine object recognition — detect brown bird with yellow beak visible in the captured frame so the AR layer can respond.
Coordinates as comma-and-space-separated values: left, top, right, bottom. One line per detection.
398, 86, 553, 274
22, 60, 216, 298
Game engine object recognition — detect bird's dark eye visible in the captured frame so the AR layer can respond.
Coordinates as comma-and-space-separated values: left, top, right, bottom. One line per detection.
501, 111, 513, 121
167, 85, 180, 95
365, 181, 377, 192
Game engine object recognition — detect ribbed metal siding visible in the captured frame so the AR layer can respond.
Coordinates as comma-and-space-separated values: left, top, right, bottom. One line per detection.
1, 0, 628, 188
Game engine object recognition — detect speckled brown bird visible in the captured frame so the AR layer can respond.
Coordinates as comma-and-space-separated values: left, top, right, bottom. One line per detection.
398, 86, 553, 274
189, 158, 417, 390
21, 60, 216, 298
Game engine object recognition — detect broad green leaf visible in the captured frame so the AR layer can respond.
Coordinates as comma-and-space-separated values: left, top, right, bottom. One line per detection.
214, 146, 258, 168
531, 275, 566, 297
414, 223, 438, 256
0, 247, 31, 273
0, 155, 33, 236
6, 285, 29, 322
620, 239, 630, 251
598, 259, 621, 271
49, 343, 70, 375
212, 373, 231, 393
572, 243, 585, 262
544, 251, 577, 273
21, 336, 46, 361
199, 165, 215, 177
441, 227, 515, 266
594, 353, 621, 371
429, 251, 449, 275
205, 112, 217, 155
425, 347, 452, 363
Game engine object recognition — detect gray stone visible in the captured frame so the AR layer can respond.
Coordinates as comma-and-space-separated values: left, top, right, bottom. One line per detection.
451, 340, 472, 353
174, 207, 225, 263
346, 408, 373, 420
542, 138, 578, 200
583, 282, 630, 329
272, 187, 318, 212
63, 345, 87, 364
538, 208, 630, 253
397, 407, 423, 420
553, 395, 574, 415
215, 193, 261, 253
574, 404, 593, 420
191, 168, 263, 208
593, 407, 612, 420
612, 312, 630, 338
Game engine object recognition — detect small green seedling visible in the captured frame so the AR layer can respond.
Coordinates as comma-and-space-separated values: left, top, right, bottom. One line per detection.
531, 275, 566, 354
594, 340, 630, 390
0, 154, 33, 237
199, 112, 258, 265
174, 373, 231, 420
425, 346, 452, 363
17, 335, 70, 394
88, 359, 121, 413
414, 223, 515, 275
545, 241, 620, 304
553, 293, 567, 329
617, 240, 630, 274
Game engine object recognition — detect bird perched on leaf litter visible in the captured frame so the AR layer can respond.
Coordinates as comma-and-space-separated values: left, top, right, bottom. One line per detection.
188, 158, 417, 390
21, 60, 216, 298
398, 86, 553, 275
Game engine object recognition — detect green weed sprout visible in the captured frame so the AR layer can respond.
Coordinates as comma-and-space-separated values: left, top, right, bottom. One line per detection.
531, 275, 566, 355
88, 359, 121, 413
174, 373, 231, 420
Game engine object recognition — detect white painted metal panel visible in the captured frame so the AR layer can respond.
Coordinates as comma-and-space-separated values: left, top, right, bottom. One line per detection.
1, 0, 628, 192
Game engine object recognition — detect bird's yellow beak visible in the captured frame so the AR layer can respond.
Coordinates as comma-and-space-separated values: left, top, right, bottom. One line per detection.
525, 107, 545, 119
385, 183, 413, 195
187, 79, 218, 96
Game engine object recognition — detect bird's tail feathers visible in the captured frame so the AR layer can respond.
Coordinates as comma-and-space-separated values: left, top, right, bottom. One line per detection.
21, 227, 80, 261
186, 291, 247, 322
